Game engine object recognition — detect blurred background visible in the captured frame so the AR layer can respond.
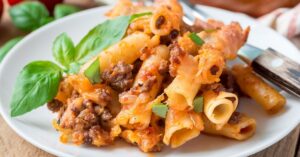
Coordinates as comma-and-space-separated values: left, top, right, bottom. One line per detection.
1, 0, 300, 47
190, 0, 300, 17
0, 0, 300, 46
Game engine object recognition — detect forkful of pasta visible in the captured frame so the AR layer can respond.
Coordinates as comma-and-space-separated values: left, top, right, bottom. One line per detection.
180, 0, 300, 98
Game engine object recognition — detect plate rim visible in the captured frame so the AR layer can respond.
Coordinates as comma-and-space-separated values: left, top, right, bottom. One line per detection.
0, 5, 299, 157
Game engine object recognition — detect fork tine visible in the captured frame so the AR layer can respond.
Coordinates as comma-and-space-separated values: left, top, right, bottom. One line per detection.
183, 16, 194, 26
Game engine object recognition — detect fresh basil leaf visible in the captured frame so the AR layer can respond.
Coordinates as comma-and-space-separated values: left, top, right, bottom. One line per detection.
189, 32, 204, 46
75, 12, 153, 64
9, 1, 50, 32
54, 4, 80, 19
0, 37, 23, 63
129, 12, 152, 23
193, 96, 204, 113
75, 15, 131, 63
53, 33, 76, 68
152, 103, 168, 118
10, 61, 62, 117
84, 59, 101, 84
67, 62, 81, 74
40, 16, 55, 26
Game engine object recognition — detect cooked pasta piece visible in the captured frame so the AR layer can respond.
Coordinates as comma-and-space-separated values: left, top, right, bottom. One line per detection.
128, 17, 152, 35
232, 64, 286, 114
106, 0, 153, 17
154, 0, 183, 17
55, 78, 74, 104
116, 45, 169, 129
121, 127, 163, 152
178, 32, 199, 55
165, 53, 200, 111
150, 7, 175, 36
196, 46, 225, 84
81, 32, 151, 73
106, 0, 134, 17
199, 22, 250, 60
203, 112, 256, 140
163, 108, 204, 148
100, 32, 151, 72
150, 0, 182, 36
203, 90, 238, 130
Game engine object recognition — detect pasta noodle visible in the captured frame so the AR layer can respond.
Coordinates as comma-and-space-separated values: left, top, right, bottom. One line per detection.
106, 0, 154, 17
232, 64, 286, 114
178, 32, 199, 55
203, 90, 238, 130
203, 112, 256, 140
163, 108, 204, 148
198, 22, 250, 60
121, 127, 163, 152
116, 45, 169, 129
150, 7, 174, 36
196, 46, 225, 84
150, 0, 182, 36
165, 53, 201, 110
81, 32, 151, 73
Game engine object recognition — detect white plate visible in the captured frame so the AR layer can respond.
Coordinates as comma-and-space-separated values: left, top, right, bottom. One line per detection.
0, 5, 300, 157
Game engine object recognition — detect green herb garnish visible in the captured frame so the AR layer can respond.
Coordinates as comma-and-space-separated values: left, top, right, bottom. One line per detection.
52, 33, 76, 69
9, 1, 53, 32
76, 12, 152, 63
152, 103, 168, 118
84, 59, 101, 84
129, 12, 152, 23
193, 96, 204, 113
0, 37, 23, 63
54, 4, 80, 19
10, 61, 62, 117
188, 32, 204, 46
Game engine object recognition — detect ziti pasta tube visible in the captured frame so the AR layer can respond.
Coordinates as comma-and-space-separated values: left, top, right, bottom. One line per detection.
232, 64, 286, 114
121, 127, 163, 152
163, 108, 204, 148
203, 112, 256, 140
150, 2, 182, 36
196, 46, 225, 84
203, 90, 238, 130
116, 45, 169, 129
165, 53, 201, 111
81, 32, 150, 73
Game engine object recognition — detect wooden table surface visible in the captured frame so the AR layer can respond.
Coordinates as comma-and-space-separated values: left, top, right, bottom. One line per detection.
0, 1, 299, 157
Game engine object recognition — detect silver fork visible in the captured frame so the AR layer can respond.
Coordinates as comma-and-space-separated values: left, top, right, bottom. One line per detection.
179, 0, 300, 97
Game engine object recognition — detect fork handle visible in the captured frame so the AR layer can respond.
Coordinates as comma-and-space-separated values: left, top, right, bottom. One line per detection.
252, 48, 300, 97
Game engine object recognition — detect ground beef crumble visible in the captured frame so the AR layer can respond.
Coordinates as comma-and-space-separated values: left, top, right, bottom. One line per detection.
169, 42, 185, 77
101, 61, 134, 91
47, 99, 63, 112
